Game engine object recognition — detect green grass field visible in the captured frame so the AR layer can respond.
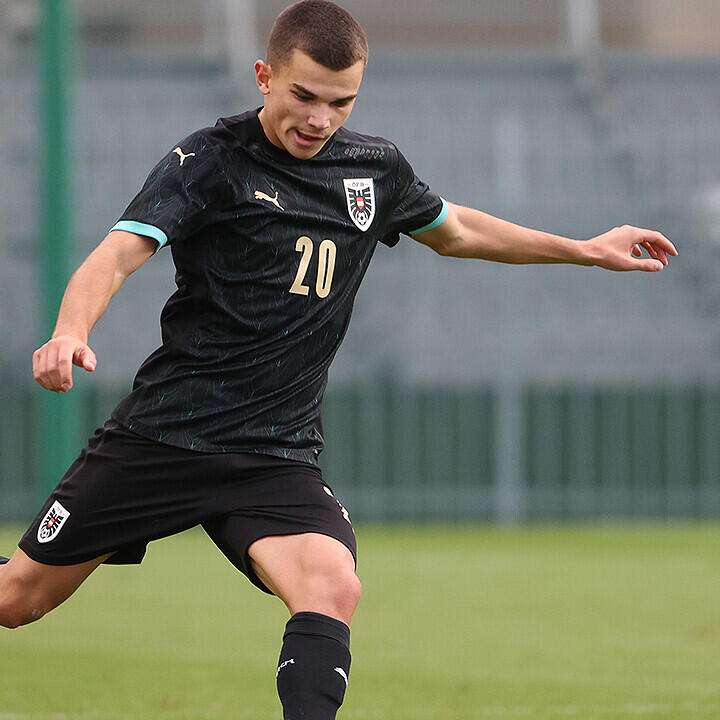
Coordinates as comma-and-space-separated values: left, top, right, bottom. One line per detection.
1, 522, 718, 719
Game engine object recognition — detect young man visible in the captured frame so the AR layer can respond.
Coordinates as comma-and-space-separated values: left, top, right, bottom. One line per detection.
0, 1, 676, 718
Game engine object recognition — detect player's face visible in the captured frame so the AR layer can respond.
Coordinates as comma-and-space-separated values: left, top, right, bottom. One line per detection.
255, 50, 364, 159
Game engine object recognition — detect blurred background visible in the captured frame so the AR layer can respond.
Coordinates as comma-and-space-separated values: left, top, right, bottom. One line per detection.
1, 0, 719, 523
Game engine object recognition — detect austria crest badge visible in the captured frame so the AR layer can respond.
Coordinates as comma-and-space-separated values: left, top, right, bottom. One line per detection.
343, 178, 375, 232
37, 500, 70, 543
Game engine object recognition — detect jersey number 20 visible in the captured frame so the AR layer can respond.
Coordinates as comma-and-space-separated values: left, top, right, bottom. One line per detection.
289, 236, 337, 299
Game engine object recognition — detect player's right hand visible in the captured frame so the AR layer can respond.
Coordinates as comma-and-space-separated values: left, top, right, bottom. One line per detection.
32, 336, 97, 393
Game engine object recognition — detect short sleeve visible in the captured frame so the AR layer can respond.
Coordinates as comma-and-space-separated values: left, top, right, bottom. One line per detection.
380, 145, 447, 247
109, 131, 231, 250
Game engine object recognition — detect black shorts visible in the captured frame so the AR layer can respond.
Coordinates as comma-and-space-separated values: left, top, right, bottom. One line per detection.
19, 420, 356, 595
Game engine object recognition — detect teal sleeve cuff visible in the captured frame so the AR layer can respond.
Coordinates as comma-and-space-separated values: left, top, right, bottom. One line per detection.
109, 220, 168, 250
409, 198, 449, 236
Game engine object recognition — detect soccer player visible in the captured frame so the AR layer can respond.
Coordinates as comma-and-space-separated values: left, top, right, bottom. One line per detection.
0, 1, 677, 718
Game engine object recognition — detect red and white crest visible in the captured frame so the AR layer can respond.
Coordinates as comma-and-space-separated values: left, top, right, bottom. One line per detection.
343, 178, 375, 232
37, 500, 70, 543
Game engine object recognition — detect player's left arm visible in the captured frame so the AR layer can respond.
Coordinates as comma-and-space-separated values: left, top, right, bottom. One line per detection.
412, 202, 678, 272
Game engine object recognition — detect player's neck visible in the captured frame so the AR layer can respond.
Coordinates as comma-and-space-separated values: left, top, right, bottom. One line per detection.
257, 108, 284, 151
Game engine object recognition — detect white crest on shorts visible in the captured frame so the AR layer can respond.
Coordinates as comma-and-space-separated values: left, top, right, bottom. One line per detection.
37, 500, 70, 544
343, 178, 375, 232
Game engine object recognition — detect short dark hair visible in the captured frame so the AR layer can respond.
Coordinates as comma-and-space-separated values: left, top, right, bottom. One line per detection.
267, 1, 369, 72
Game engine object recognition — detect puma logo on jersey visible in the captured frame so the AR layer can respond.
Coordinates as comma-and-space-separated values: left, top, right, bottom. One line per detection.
173, 147, 195, 166
254, 190, 284, 211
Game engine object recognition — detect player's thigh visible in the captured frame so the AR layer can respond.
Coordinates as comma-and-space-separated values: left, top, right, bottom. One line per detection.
202, 459, 359, 618
248, 532, 361, 619
20, 419, 223, 569
0, 547, 111, 625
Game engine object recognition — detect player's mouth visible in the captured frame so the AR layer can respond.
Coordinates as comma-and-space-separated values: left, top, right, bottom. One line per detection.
293, 129, 326, 147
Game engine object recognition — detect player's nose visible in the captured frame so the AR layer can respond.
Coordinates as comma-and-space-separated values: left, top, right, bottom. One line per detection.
307, 112, 331, 131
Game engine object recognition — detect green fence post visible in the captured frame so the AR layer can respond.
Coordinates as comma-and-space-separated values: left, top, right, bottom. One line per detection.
37, 0, 80, 499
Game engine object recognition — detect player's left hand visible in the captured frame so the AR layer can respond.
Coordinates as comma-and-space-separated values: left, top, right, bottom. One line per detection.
586, 225, 678, 272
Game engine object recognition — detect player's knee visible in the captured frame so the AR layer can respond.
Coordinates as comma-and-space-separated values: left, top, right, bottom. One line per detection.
0, 597, 27, 629
323, 568, 362, 620
345, 571, 362, 609
0, 607, 24, 629
294, 562, 361, 623
0, 581, 47, 629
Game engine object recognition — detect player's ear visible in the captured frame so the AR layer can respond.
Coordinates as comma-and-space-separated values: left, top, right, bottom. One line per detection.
255, 59, 272, 95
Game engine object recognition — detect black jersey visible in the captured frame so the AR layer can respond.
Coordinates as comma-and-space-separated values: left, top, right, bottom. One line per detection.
109, 108, 446, 464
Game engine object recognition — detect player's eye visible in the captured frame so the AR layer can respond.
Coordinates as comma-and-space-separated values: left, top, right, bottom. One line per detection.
294, 93, 313, 102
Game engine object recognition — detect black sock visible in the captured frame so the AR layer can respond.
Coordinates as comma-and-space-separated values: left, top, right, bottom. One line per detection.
276, 611, 351, 720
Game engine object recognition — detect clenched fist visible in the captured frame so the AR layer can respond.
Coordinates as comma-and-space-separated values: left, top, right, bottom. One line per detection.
32, 336, 97, 392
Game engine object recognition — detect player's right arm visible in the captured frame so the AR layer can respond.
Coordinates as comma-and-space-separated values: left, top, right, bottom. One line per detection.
34, 128, 232, 392
32, 230, 157, 393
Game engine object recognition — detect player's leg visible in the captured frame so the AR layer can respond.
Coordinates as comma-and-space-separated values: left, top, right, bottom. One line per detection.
3, 419, 224, 630
0, 421, 125, 628
0, 547, 112, 628
249, 532, 360, 720
202, 455, 358, 720
248, 532, 361, 625
3, 421, 146, 629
